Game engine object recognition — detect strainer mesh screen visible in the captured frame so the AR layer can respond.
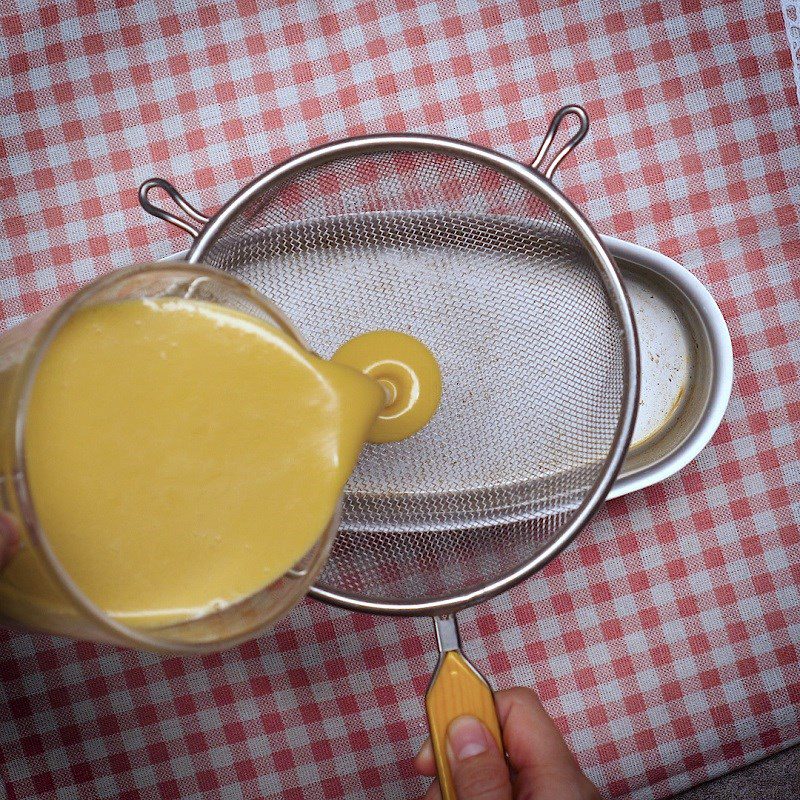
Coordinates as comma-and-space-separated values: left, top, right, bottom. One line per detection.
197, 147, 627, 608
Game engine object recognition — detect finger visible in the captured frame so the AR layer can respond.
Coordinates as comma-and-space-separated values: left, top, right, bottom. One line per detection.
494, 687, 580, 773
414, 737, 436, 776
494, 688, 600, 798
446, 715, 512, 800
0, 513, 20, 570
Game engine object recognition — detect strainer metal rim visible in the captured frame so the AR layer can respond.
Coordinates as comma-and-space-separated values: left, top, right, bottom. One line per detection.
180, 132, 640, 616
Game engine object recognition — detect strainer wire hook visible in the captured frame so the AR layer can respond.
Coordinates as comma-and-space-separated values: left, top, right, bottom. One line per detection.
529, 104, 589, 178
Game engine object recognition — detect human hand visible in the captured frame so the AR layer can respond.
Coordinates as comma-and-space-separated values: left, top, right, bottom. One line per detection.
0, 513, 20, 571
414, 687, 601, 800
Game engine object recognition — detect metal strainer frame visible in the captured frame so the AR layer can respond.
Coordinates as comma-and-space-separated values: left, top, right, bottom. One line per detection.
141, 105, 639, 618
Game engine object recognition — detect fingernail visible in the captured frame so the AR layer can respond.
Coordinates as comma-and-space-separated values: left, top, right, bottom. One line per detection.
447, 715, 493, 762
415, 739, 432, 762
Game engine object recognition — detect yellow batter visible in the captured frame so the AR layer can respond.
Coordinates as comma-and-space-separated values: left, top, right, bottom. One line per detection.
0, 298, 383, 628
333, 330, 442, 444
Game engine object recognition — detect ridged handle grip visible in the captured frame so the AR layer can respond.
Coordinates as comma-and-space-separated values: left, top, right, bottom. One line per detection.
425, 649, 503, 800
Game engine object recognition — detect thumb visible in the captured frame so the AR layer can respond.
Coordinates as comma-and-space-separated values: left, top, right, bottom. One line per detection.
0, 513, 20, 571
446, 716, 512, 800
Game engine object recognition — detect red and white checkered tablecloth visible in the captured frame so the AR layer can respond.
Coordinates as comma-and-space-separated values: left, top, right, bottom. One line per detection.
1, 1, 799, 798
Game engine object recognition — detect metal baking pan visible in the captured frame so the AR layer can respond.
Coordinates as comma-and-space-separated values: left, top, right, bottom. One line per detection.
162, 236, 732, 500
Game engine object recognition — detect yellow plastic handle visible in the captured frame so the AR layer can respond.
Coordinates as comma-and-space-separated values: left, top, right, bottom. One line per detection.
425, 650, 503, 800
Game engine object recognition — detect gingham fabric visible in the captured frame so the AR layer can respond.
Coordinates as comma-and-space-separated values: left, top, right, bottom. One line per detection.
1, 1, 799, 798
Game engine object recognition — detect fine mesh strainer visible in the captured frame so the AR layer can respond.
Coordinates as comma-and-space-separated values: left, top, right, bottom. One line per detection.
141, 105, 639, 797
